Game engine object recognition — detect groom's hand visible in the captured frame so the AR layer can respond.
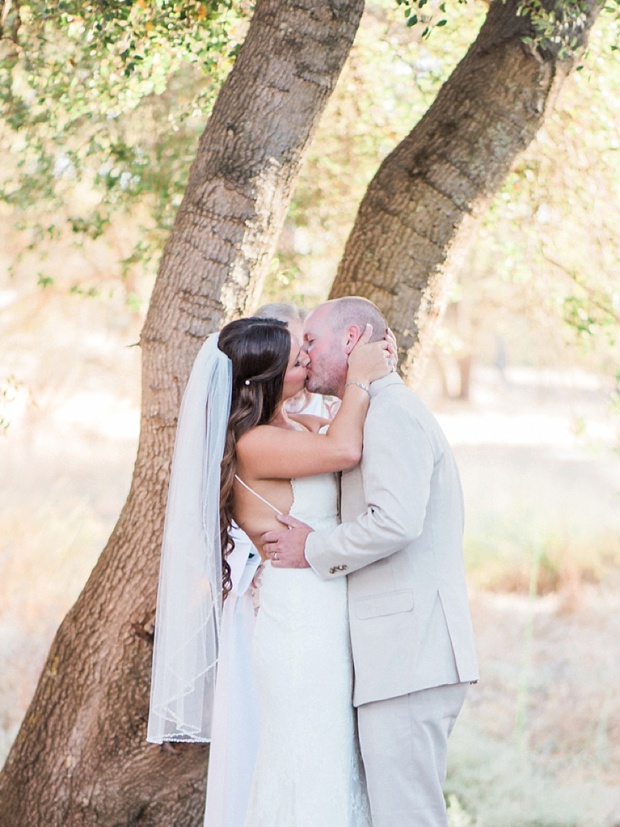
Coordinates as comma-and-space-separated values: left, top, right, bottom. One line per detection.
261, 514, 312, 568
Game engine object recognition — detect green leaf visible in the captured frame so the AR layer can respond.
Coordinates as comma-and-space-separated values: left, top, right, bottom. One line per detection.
37, 273, 55, 288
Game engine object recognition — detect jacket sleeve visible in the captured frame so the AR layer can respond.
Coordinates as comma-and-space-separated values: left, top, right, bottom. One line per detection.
305, 392, 436, 578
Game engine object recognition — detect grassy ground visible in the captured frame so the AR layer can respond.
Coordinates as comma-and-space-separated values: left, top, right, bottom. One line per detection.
435, 367, 620, 827
1, 353, 619, 825
446, 583, 620, 827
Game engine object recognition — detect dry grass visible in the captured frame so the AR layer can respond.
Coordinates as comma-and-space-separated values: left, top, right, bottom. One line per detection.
1, 345, 619, 825
428, 366, 620, 826
446, 585, 620, 826
0, 491, 110, 761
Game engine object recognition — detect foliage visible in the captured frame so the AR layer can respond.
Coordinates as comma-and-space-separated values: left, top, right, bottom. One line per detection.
394, 0, 469, 40
394, 0, 619, 60
515, 0, 616, 59
0, 375, 24, 433
2, 1, 240, 118
0, 0, 249, 294
461, 9, 620, 375
1, 0, 618, 382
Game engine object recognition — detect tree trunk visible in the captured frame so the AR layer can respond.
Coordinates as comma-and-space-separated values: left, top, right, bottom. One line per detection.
329, 0, 601, 386
0, 1, 363, 824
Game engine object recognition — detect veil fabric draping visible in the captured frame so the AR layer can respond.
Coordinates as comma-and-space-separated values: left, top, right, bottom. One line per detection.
147, 333, 232, 743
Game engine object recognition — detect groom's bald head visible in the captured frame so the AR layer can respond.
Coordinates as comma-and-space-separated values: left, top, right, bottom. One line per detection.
302, 297, 387, 398
319, 297, 387, 343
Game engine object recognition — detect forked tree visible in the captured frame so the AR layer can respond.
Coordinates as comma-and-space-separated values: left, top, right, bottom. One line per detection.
0, 0, 601, 823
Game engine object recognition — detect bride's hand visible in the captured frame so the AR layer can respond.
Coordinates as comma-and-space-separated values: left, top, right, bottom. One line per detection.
346, 324, 392, 386
385, 327, 398, 363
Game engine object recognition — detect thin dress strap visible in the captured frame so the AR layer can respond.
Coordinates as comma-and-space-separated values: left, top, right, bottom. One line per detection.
234, 474, 283, 515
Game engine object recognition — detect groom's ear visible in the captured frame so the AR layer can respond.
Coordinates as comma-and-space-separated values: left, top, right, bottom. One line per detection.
343, 324, 362, 355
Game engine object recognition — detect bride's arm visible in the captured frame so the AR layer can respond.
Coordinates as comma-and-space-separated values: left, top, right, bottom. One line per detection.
237, 329, 390, 479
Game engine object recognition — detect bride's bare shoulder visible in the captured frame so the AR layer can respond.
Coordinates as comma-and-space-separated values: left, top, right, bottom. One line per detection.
288, 413, 330, 433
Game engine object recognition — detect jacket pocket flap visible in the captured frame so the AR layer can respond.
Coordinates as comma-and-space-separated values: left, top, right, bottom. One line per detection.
355, 590, 414, 620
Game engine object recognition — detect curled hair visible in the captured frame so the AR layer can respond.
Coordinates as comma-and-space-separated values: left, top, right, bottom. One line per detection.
217, 317, 291, 598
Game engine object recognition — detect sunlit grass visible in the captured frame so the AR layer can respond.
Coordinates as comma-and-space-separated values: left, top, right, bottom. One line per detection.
0, 489, 106, 765
464, 529, 620, 596
445, 578, 620, 826
447, 723, 620, 827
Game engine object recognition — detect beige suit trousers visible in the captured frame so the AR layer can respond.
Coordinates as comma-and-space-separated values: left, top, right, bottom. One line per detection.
357, 682, 469, 827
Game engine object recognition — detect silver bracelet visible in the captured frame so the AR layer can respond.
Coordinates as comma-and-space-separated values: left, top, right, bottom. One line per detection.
344, 381, 370, 397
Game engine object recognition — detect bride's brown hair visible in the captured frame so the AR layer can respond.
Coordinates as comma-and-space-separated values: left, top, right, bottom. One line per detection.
217, 317, 291, 598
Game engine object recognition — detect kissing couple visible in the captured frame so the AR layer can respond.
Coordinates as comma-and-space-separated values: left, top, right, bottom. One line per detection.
148, 296, 479, 827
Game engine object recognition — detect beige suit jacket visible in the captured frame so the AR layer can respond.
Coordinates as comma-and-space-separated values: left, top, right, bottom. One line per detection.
305, 373, 479, 707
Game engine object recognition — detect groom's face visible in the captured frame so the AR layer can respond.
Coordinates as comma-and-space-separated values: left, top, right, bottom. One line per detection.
302, 304, 349, 398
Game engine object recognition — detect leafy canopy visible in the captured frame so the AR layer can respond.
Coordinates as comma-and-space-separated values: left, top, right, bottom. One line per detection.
1, 0, 248, 276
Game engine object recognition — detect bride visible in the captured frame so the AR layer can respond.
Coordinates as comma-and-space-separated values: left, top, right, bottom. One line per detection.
147, 315, 391, 826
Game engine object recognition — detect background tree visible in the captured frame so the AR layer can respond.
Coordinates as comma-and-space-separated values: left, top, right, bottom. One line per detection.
0, 0, 611, 824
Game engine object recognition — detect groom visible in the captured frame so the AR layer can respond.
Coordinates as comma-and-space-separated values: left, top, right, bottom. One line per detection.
262, 296, 479, 827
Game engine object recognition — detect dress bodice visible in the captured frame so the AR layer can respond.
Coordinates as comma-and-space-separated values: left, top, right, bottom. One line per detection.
289, 473, 339, 531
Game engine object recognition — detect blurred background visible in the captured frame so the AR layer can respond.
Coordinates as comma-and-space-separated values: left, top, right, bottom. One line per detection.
1, 2, 619, 824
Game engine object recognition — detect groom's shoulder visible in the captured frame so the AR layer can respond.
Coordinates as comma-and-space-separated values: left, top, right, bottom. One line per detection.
371, 376, 428, 414
370, 379, 444, 436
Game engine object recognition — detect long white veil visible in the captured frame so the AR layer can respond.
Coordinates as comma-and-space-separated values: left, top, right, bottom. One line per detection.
147, 333, 232, 743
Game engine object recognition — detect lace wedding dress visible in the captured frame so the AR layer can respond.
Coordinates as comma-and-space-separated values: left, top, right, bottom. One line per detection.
243, 473, 371, 827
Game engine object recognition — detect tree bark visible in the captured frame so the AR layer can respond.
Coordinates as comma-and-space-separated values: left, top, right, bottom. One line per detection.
329, 0, 601, 385
0, 1, 363, 824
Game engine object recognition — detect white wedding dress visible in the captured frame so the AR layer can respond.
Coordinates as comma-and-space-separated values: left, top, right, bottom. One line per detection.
243, 473, 371, 827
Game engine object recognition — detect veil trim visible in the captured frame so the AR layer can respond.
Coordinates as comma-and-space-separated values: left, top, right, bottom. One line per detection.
147, 333, 232, 743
